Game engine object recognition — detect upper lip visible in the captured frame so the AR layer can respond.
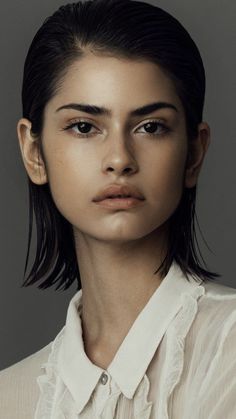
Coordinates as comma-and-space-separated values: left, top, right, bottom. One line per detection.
93, 183, 145, 202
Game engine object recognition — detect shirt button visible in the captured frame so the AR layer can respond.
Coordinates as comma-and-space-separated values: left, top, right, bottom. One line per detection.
100, 372, 108, 385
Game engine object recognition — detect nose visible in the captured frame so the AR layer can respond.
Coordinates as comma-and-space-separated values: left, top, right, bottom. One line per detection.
101, 131, 138, 176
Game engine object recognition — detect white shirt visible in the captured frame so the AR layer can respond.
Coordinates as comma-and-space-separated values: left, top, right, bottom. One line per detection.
1, 260, 236, 418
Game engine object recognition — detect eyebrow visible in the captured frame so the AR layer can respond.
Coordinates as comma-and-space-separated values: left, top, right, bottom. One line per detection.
55, 101, 178, 117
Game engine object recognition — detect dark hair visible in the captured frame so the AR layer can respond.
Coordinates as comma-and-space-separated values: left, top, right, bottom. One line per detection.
21, 0, 220, 291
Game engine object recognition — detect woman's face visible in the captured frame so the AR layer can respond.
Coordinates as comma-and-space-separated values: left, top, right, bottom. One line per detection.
18, 53, 209, 244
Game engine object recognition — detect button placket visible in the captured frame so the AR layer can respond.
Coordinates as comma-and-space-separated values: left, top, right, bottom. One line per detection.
93, 371, 112, 416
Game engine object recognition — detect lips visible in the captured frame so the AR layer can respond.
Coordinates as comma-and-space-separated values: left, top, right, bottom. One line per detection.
93, 184, 145, 202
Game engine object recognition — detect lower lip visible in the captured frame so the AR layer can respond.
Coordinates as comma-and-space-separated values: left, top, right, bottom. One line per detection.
94, 197, 145, 209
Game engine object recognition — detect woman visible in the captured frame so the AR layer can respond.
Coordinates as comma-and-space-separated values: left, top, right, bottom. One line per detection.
0, 0, 235, 418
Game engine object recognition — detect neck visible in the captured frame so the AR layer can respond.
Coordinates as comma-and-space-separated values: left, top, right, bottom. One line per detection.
73, 223, 169, 365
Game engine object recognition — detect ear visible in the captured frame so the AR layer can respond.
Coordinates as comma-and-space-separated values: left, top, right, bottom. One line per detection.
184, 122, 211, 188
17, 118, 48, 185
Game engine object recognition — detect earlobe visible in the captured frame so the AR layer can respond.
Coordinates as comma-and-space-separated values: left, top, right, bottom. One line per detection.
184, 122, 211, 189
17, 118, 48, 185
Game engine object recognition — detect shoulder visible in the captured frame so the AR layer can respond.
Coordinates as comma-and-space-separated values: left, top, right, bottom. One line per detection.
201, 279, 236, 350
202, 277, 236, 298
180, 278, 236, 373
199, 278, 236, 319
186, 278, 236, 372
0, 341, 52, 379
0, 342, 52, 419
183, 280, 236, 416
191, 278, 236, 336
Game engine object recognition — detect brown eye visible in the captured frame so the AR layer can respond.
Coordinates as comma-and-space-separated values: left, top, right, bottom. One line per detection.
137, 120, 170, 136
63, 120, 98, 137
144, 122, 160, 133
72, 122, 94, 134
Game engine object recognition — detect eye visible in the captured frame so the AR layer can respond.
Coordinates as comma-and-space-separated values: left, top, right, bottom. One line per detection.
62, 119, 170, 138
62, 120, 98, 137
136, 120, 170, 137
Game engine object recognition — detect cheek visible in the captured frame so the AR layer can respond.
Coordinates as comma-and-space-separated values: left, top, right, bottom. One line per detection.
147, 144, 187, 212
44, 146, 91, 218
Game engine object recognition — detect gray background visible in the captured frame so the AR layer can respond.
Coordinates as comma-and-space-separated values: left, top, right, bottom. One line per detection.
0, 0, 235, 370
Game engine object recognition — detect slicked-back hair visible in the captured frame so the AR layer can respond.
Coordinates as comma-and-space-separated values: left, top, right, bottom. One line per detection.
20, 0, 220, 291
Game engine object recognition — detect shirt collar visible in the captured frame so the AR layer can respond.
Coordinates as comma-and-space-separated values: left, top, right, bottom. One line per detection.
57, 260, 203, 414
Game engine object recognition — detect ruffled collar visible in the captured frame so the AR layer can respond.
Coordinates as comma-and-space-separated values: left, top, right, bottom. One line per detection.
34, 331, 153, 419
34, 261, 205, 418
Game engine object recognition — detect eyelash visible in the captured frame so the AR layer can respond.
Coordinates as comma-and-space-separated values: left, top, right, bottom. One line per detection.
62, 119, 170, 138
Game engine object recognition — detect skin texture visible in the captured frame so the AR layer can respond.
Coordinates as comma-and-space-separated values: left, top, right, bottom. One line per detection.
17, 52, 210, 369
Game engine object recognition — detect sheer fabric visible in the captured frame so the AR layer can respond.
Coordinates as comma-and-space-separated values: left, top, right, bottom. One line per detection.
1, 261, 236, 418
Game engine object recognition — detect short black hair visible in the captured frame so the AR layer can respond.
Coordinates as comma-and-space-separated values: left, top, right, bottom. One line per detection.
21, 0, 220, 290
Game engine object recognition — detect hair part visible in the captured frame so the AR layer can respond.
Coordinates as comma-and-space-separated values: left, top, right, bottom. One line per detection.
21, 0, 220, 290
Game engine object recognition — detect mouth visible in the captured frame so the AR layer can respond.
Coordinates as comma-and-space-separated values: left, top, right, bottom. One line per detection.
106, 194, 134, 199
93, 183, 145, 203
93, 196, 145, 209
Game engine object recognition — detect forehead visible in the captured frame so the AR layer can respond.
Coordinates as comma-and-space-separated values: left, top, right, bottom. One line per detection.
47, 53, 183, 115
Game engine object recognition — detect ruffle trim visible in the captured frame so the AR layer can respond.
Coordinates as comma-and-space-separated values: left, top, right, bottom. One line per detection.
34, 327, 72, 419
34, 285, 205, 418
133, 374, 153, 419
156, 285, 205, 418
34, 327, 153, 418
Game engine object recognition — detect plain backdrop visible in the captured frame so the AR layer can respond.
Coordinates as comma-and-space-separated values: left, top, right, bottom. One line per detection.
0, 0, 235, 370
